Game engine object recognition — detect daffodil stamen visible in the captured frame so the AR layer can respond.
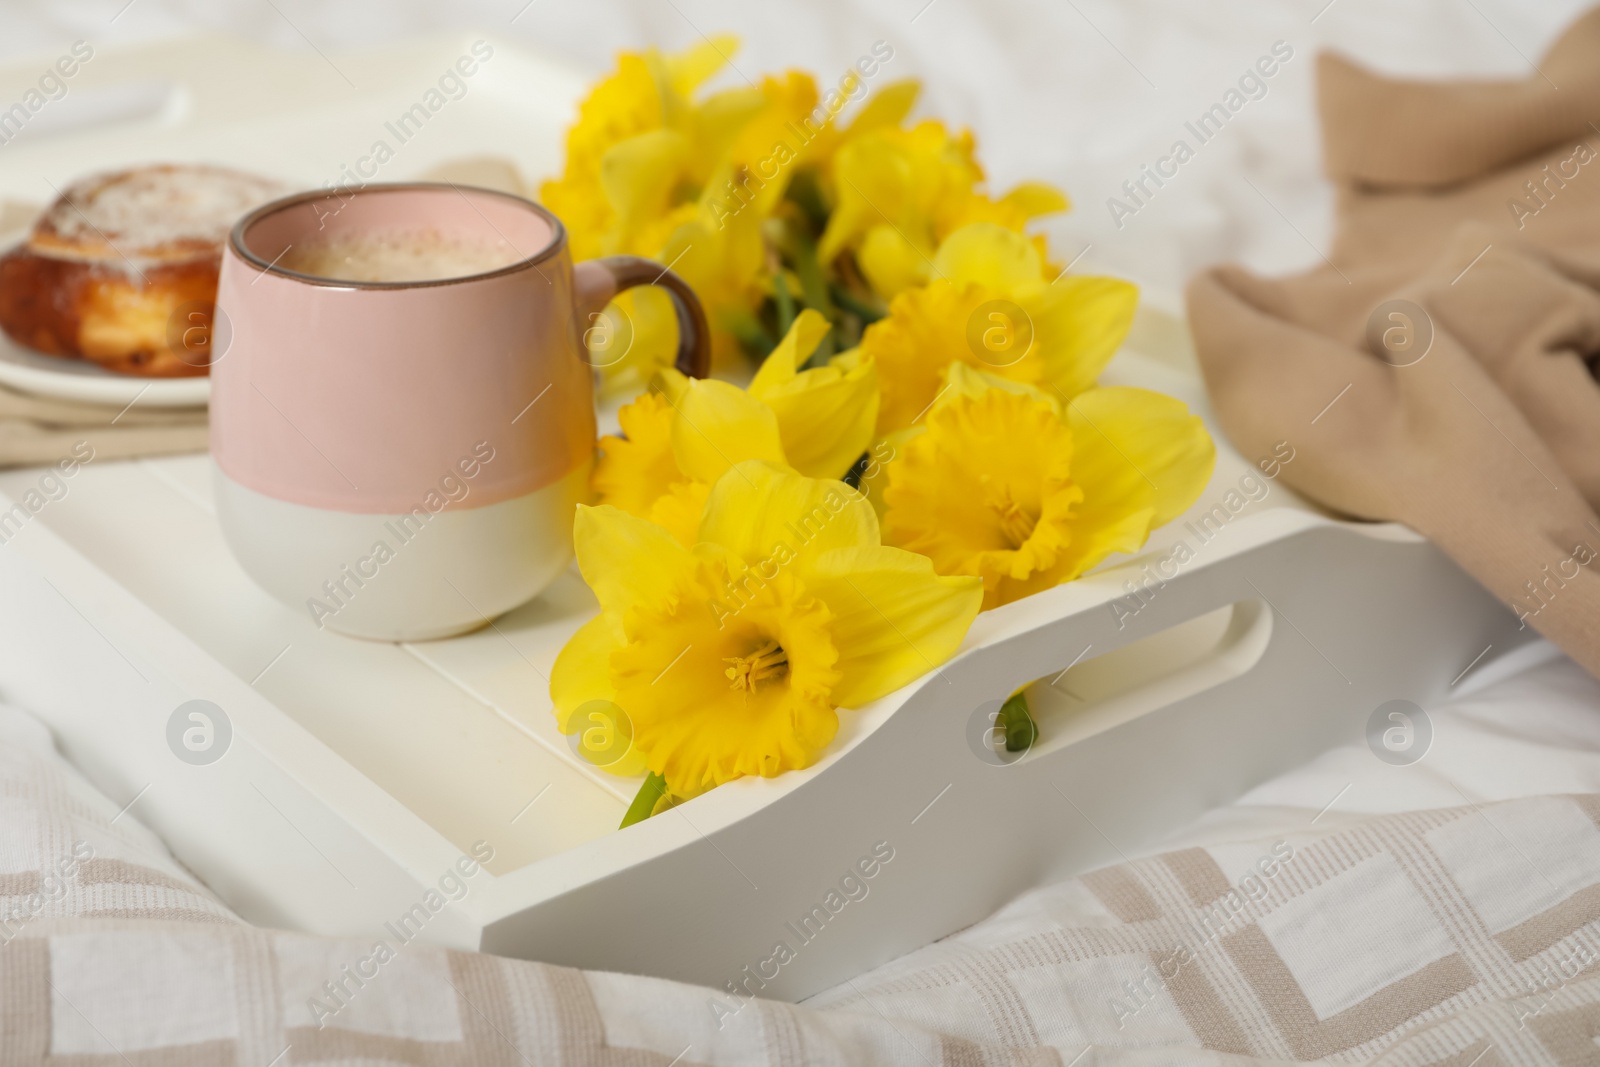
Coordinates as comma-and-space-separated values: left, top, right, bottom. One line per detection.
724, 640, 789, 691
985, 479, 1038, 548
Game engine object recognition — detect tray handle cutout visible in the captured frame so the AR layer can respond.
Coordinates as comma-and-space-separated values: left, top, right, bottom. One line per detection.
1021, 599, 1272, 757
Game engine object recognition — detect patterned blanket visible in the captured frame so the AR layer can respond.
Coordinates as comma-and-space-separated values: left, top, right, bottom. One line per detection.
2, 698, 1598, 1066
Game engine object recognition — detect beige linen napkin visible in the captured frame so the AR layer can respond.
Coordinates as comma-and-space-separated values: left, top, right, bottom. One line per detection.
0, 385, 209, 468
1187, 7, 1600, 679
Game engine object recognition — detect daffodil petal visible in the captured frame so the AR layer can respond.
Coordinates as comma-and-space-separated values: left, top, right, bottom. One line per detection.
573, 504, 694, 621
720, 71, 821, 215
692, 86, 770, 169
762, 356, 881, 480
805, 545, 982, 707
647, 478, 710, 547
592, 285, 679, 390
600, 129, 689, 240
934, 222, 1044, 292
663, 33, 740, 94
940, 361, 1060, 415
697, 460, 880, 574
750, 308, 832, 396
551, 614, 621, 732
999, 181, 1070, 218
841, 78, 920, 137
1067, 386, 1215, 529
654, 366, 690, 406
818, 134, 912, 263
858, 225, 931, 299
668, 377, 787, 483
592, 391, 683, 517
1026, 276, 1139, 398
554, 620, 651, 782
655, 208, 770, 373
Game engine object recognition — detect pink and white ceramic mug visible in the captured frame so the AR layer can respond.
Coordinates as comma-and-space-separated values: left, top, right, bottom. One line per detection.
211, 183, 709, 640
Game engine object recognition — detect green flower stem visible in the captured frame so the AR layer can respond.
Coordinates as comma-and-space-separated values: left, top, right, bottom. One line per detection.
787, 230, 838, 368
620, 772, 668, 829
728, 309, 776, 357
998, 691, 1038, 752
774, 270, 797, 338
830, 283, 886, 324
785, 168, 830, 230
791, 232, 833, 316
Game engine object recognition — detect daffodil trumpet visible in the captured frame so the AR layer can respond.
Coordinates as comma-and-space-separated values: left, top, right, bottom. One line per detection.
880, 364, 1215, 610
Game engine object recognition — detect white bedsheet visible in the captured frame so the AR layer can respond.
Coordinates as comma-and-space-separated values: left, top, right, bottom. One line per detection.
1160, 640, 1599, 847
1, 0, 1592, 308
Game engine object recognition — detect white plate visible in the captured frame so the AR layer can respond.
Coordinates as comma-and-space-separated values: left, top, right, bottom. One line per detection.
0, 225, 210, 408
0, 334, 211, 408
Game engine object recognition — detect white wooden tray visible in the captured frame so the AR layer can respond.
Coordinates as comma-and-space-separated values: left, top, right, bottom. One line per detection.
0, 33, 1533, 1000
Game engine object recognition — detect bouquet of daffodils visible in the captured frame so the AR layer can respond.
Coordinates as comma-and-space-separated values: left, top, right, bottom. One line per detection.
542, 38, 1215, 825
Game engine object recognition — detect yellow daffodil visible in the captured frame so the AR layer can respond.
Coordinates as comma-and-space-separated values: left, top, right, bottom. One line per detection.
542, 36, 844, 383
816, 115, 1068, 299
862, 222, 1137, 434
541, 36, 738, 261
551, 461, 983, 798
592, 310, 879, 543
627, 70, 826, 376
882, 368, 1213, 609
800, 78, 921, 179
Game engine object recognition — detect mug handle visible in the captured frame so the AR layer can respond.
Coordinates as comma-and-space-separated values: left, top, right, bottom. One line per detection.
572, 255, 712, 379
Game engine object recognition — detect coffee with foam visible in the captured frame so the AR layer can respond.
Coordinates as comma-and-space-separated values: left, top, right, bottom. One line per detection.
279, 227, 522, 283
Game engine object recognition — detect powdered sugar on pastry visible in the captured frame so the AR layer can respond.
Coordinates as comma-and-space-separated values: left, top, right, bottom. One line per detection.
30, 164, 287, 265
0, 163, 286, 376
